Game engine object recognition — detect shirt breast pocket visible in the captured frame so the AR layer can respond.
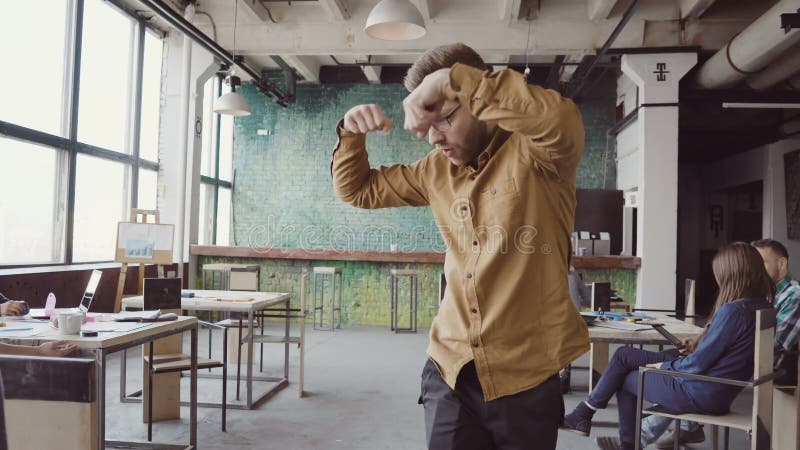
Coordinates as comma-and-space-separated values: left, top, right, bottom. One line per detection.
478, 177, 522, 229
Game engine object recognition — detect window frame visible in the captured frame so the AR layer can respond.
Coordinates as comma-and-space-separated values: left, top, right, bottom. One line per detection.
0, 0, 164, 268
199, 74, 233, 246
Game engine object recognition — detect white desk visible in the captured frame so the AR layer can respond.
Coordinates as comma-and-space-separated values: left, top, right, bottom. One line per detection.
122, 290, 292, 409
0, 316, 198, 450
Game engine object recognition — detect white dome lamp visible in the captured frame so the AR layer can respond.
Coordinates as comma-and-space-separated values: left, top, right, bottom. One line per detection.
214, 74, 251, 116
365, 0, 427, 41
213, 0, 251, 116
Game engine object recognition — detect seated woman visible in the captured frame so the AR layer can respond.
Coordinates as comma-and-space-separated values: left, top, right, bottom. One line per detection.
560, 242, 775, 450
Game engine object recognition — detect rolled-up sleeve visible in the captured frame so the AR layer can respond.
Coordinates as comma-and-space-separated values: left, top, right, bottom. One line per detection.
446, 63, 584, 178
331, 121, 431, 209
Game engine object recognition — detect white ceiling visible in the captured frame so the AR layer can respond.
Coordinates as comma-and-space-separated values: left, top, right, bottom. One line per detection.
134, 0, 782, 82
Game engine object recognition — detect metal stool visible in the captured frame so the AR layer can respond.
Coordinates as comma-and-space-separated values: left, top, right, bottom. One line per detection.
390, 269, 418, 333
312, 267, 342, 331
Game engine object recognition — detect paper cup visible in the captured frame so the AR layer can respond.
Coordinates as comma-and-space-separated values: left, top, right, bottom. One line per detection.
58, 312, 82, 335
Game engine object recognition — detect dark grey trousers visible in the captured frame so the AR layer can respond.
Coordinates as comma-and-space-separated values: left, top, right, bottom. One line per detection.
419, 359, 564, 450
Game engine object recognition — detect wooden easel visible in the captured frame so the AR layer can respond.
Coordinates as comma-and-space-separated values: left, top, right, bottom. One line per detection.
114, 209, 165, 313
114, 208, 182, 423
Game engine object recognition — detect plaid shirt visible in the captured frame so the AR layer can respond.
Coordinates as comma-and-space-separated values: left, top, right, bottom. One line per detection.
775, 273, 800, 352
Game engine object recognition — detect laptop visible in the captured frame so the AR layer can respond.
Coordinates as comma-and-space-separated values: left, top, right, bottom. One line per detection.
29, 269, 102, 319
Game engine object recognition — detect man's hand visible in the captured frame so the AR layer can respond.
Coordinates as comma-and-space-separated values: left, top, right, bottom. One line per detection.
645, 362, 662, 369
403, 68, 451, 139
343, 104, 393, 134
37, 341, 78, 357
678, 338, 693, 355
1, 300, 26, 316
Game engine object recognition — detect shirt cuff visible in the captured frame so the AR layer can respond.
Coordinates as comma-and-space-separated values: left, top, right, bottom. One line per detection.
331, 118, 367, 176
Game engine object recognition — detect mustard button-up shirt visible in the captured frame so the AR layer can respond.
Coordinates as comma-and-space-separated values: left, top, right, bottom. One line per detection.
331, 63, 590, 401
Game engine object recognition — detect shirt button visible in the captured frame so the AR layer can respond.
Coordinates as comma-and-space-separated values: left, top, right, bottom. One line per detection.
466, 273, 473, 279
468, 175, 476, 181
472, 342, 479, 348
490, 188, 497, 194
471, 308, 478, 314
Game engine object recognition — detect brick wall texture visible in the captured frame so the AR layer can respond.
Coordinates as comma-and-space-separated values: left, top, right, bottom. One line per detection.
200, 77, 631, 326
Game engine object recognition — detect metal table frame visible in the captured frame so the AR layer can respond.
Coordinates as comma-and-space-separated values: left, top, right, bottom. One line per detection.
120, 291, 292, 410
1, 318, 198, 450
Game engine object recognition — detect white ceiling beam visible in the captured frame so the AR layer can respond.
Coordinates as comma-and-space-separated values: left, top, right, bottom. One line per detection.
559, 54, 587, 83
498, 0, 522, 22
587, 0, 619, 21
319, 0, 350, 21
240, 0, 271, 22
411, 0, 432, 20
280, 55, 321, 84
355, 55, 381, 84
679, 0, 718, 19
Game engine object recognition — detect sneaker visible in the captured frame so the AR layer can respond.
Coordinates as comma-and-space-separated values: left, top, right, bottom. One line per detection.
560, 401, 594, 436
596, 436, 635, 450
655, 425, 705, 448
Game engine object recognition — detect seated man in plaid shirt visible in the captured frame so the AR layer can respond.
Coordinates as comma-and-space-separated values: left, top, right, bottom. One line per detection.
752, 239, 800, 385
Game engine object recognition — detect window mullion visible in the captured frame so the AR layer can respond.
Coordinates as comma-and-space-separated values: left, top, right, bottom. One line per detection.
130, 19, 146, 210
64, 0, 85, 264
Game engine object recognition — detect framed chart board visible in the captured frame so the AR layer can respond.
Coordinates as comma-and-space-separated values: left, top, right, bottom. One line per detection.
114, 222, 174, 264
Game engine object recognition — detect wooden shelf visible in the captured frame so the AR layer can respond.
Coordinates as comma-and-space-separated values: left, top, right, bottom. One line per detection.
191, 245, 641, 269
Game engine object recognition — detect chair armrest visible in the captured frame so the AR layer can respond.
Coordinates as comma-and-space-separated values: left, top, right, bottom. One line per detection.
640, 367, 753, 388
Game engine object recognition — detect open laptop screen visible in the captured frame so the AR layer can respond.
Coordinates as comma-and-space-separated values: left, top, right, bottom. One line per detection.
78, 270, 102, 313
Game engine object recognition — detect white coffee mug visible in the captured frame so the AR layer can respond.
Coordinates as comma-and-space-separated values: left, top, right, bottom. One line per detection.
58, 312, 82, 335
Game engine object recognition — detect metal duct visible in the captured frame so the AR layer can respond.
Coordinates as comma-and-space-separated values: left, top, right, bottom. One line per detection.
745, 44, 800, 91
694, 0, 800, 90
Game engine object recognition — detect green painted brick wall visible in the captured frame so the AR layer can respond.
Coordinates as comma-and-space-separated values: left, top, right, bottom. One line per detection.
214, 76, 632, 327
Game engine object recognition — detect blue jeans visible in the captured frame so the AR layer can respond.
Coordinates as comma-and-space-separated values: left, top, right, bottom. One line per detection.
587, 347, 701, 446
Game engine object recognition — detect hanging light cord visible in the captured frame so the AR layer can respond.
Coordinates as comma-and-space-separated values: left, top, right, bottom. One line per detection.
232, 0, 239, 64
523, 18, 532, 81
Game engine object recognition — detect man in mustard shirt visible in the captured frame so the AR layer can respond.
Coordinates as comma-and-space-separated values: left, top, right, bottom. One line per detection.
331, 43, 589, 450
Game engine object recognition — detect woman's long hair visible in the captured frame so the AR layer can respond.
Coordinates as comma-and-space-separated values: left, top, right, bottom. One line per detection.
687, 242, 775, 352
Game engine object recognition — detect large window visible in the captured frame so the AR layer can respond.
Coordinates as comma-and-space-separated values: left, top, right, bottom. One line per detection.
0, 0, 163, 266
198, 76, 233, 246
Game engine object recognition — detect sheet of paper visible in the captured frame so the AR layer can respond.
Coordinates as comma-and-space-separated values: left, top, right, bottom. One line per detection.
81, 322, 150, 333
592, 321, 653, 332
113, 310, 161, 321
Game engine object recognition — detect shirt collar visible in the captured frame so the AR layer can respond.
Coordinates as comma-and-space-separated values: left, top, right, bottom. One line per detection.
465, 128, 512, 174
777, 273, 796, 296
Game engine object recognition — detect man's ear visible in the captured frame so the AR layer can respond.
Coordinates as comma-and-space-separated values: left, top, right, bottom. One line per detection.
779, 256, 789, 273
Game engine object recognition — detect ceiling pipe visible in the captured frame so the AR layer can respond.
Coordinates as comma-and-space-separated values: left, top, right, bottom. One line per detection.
136, 0, 291, 106
745, 43, 800, 91
694, 0, 800, 90
565, 0, 641, 99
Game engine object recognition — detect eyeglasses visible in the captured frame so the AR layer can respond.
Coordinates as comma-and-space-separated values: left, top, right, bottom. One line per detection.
431, 105, 461, 132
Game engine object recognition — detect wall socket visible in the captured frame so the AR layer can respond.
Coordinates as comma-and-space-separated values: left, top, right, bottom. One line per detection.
257, 129, 271, 136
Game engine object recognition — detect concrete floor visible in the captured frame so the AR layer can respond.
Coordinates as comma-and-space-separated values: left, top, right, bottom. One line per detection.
103, 325, 752, 449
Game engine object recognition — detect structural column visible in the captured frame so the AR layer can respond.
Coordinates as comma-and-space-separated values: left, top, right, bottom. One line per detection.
620, 53, 696, 310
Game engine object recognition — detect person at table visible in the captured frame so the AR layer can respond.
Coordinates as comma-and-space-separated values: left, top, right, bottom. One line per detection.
643, 237, 800, 449
0, 292, 27, 316
0, 341, 78, 357
560, 242, 774, 450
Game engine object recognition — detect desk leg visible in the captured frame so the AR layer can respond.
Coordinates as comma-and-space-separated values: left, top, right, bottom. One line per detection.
96, 349, 106, 450
284, 299, 290, 380
247, 309, 254, 408
589, 342, 609, 393
190, 325, 198, 448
